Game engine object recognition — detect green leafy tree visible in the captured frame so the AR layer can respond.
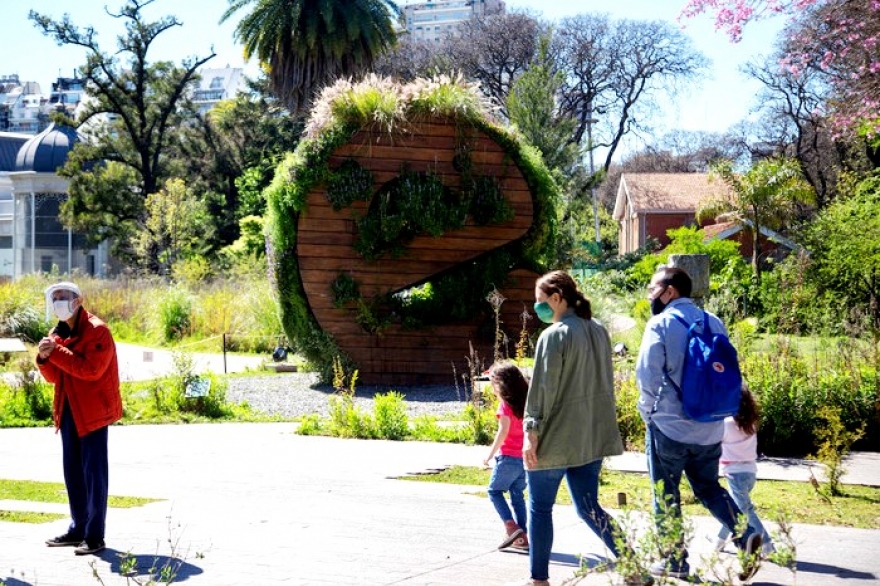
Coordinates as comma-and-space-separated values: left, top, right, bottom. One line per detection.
507, 34, 584, 267
628, 226, 745, 290
805, 173, 880, 340
133, 179, 215, 275
172, 78, 303, 248
507, 34, 579, 178
30, 1, 215, 268
221, 0, 400, 115
698, 157, 814, 283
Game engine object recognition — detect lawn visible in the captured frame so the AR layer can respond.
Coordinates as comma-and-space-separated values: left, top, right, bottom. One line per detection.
400, 466, 880, 529
0, 479, 160, 524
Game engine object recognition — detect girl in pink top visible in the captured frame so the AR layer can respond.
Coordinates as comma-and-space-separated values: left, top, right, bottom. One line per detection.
483, 361, 529, 551
715, 387, 774, 555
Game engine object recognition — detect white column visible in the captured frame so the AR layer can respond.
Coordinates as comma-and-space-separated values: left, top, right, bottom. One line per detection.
30, 192, 35, 274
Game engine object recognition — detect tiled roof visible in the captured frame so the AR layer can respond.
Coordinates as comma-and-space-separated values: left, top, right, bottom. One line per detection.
623, 173, 731, 213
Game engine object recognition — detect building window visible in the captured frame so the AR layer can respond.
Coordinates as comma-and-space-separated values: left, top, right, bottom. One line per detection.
209, 77, 224, 89
40, 255, 53, 273
86, 254, 95, 276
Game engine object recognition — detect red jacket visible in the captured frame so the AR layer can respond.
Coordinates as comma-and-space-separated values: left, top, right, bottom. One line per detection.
37, 308, 122, 437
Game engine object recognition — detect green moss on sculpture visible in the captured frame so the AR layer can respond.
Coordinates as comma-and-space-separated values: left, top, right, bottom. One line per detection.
265, 74, 560, 381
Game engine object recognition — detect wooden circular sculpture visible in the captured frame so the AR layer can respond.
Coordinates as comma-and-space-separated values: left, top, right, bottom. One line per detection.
266, 76, 559, 385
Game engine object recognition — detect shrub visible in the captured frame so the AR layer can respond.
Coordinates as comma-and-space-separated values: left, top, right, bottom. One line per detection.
615, 370, 646, 451
328, 394, 374, 439
297, 414, 324, 435
156, 286, 193, 342
0, 359, 54, 427
373, 391, 409, 440
744, 339, 878, 456
812, 405, 865, 496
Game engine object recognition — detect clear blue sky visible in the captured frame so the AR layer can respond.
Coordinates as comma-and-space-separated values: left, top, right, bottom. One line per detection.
2, 0, 782, 154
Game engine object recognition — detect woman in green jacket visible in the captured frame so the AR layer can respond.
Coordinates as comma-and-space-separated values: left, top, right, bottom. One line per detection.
518, 270, 625, 586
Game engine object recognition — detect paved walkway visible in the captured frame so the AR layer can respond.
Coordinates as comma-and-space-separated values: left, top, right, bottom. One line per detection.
1, 422, 878, 586
2, 345, 878, 585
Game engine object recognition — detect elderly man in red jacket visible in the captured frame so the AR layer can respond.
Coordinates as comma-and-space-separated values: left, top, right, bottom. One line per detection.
37, 281, 122, 556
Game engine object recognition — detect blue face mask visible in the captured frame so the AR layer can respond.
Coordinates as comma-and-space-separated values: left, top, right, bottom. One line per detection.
534, 301, 555, 323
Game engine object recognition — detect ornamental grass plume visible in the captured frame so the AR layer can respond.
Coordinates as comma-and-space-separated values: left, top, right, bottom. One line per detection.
304, 73, 497, 139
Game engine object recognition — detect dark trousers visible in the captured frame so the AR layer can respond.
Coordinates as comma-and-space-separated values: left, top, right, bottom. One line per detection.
646, 424, 748, 559
60, 401, 109, 543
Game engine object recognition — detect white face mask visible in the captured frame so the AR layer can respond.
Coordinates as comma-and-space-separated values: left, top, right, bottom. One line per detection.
53, 299, 76, 321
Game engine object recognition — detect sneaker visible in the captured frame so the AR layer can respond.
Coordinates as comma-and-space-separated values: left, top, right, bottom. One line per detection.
74, 540, 106, 556
712, 536, 728, 552
46, 532, 83, 547
503, 580, 550, 586
738, 533, 763, 581
498, 521, 525, 550
648, 558, 690, 579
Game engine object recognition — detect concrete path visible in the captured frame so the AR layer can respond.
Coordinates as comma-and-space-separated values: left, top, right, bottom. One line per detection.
1, 423, 878, 586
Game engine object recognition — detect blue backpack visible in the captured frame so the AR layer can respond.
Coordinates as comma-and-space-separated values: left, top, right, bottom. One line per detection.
667, 311, 742, 422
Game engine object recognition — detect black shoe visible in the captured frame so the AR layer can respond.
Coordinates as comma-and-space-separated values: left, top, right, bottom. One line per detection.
74, 540, 106, 556
738, 533, 763, 581
46, 532, 83, 547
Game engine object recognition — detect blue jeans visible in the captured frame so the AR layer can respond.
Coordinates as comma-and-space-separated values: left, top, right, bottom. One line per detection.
718, 472, 772, 544
646, 424, 750, 559
527, 460, 620, 581
488, 455, 527, 531
60, 401, 110, 543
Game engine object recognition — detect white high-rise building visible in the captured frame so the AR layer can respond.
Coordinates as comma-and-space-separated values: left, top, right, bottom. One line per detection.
192, 67, 246, 115
402, 0, 505, 43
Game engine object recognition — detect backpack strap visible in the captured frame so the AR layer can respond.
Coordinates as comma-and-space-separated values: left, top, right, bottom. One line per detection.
661, 310, 703, 402
702, 311, 713, 336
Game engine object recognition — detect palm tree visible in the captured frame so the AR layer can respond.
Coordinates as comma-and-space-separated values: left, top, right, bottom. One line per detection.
221, 0, 400, 115
697, 157, 814, 284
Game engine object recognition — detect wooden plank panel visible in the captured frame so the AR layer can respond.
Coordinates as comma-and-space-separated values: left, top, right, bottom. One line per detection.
290, 118, 541, 384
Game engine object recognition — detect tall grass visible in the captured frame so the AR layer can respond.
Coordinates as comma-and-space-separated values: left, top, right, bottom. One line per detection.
0, 273, 282, 354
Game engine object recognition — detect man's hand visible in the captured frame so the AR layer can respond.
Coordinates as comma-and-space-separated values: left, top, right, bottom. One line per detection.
523, 430, 539, 470
37, 337, 56, 360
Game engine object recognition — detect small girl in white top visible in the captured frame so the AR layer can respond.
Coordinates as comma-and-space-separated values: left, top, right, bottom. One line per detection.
714, 387, 774, 555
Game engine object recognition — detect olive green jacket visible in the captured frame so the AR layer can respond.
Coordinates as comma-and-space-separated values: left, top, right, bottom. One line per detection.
524, 309, 624, 470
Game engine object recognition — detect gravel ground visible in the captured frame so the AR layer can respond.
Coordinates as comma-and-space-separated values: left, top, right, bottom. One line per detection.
225, 372, 476, 419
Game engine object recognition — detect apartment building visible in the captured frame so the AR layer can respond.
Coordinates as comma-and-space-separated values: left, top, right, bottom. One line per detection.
402, 0, 505, 43
0, 76, 48, 134
192, 67, 246, 115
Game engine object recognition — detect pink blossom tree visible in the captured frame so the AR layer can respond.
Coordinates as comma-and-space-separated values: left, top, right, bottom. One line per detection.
680, 0, 879, 149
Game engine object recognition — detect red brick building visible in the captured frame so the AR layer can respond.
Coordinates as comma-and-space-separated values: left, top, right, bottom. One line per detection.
612, 173, 732, 255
